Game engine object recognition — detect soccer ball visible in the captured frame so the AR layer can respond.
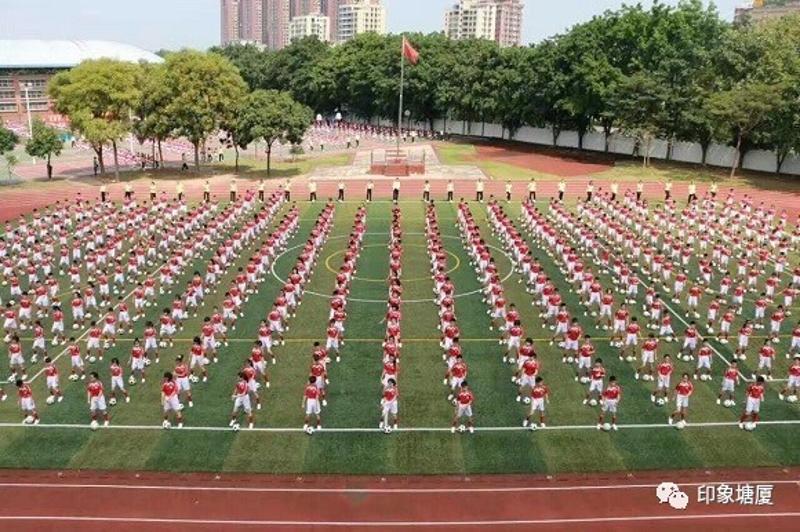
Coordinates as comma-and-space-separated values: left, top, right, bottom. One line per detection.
177, 403, 184, 411
162, 420, 172, 429
88, 356, 97, 364
458, 424, 466, 433
681, 355, 692, 362
675, 420, 687, 430
144, 358, 152, 366
202, 357, 210, 366
109, 397, 117, 406
231, 423, 240, 432
68, 374, 79, 382
189, 375, 199, 384
23, 415, 35, 424
723, 399, 733, 407
589, 399, 598, 407
787, 395, 798, 403
602, 422, 612, 432
625, 356, 635, 362
523, 397, 531, 405
566, 356, 575, 364
90, 420, 99, 431
46, 395, 55, 405
304, 426, 314, 435
579, 376, 590, 384
383, 426, 393, 434
128, 376, 136, 385
656, 398, 666, 406
699, 374, 709, 381
743, 421, 756, 431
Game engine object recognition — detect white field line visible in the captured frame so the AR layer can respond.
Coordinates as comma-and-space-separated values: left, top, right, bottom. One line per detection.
0, 513, 798, 527
2, 419, 800, 433
1, 479, 799, 493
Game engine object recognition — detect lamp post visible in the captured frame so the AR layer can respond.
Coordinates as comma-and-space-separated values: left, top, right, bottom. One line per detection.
22, 82, 36, 163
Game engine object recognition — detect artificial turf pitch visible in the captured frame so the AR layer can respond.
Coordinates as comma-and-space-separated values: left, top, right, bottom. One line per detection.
0, 200, 799, 475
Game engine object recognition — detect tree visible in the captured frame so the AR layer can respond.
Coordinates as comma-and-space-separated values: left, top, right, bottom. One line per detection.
612, 72, 667, 167
48, 58, 141, 180
0, 123, 19, 179
709, 81, 783, 178
236, 90, 313, 176
134, 63, 174, 166
162, 50, 247, 169
25, 119, 63, 179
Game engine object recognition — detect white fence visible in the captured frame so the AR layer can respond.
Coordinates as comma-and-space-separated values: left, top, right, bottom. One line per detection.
430, 120, 800, 176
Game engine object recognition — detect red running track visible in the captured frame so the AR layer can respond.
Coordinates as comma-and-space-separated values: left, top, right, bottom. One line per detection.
0, 468, 799, 531
2, 177, 800, 222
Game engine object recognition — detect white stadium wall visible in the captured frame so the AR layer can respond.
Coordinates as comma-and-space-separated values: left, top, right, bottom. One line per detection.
358, 117, 800, 176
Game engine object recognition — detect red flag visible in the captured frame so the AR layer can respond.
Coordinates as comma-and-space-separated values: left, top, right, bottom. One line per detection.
402, 37, 419, 65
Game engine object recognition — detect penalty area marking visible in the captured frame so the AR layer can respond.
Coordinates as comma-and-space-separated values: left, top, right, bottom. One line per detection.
2, 419, 800, 433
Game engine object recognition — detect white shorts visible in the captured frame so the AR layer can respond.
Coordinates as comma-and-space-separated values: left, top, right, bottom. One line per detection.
163, 395, 181, 412
20, 397, 35, 411
564, 339, 579, 352
177, 377, 190, 393
111, 375, 125, 391
675, 394, 689, 409
506, 337, 521, 350
602, 399, 618, 413
641, 350, 655, 364
381, 400, 398, 416
721, 378, 735, 392
46, 375, 59, 390
326, 338, 339, 351
144, 337, 158, 351
519, 374, 536, 388
9, 353, 24, 366
577, 356, 591, 369
787, 375, 800, 389
131, 357, 145, 371
739, 336, 749, 349
529, 398, 545, 413
745, 396, 761, 414
683, 337, 697, 350
625, 333, 638, 346
657, 374, 670, 390
758, 356, 772, 369
90, 395, 107, 412
456, 404, 473, 417
589, 379, 603, 393
71, 355, 84, 369
697, 356, 711, 369
305, 398, 320, 415
233, 395, 252, 414
87, 338, 100, 350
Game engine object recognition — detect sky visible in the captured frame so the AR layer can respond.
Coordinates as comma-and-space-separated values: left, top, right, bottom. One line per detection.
0, 0, 743, 52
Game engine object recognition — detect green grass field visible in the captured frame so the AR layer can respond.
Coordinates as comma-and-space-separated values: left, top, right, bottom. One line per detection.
1, 199, 799, 475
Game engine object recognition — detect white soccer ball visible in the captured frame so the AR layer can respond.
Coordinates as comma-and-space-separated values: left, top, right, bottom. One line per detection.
46, 395, 55, 405
383, 426, 393, 434
109, 397, 117, 406
699, 374, 708, 381
723, 399, 733, 407
523, 396, 531, 405
189, 375, 199, 384
458, 424, 466, 433
202, 357, 210, 365
656, 398, 666, 406
88, 356, 97, 364
90, 420, 99, 431
589, 398, 598, 407
602, 422, 612, 432
144, 358, 152, 366
675, 420, 687, 430
579, 376, 590, 384
305, 426, 314, 435
128, 375, 136, 385
625, 355, 635, 362
231, 423, 240, 432
177, 403, 184, 411
23, 415, 34, 424
787, 395, 798, 403
69, 374, 79, 381
566, 356, 575, 364
744, 421, 756, 431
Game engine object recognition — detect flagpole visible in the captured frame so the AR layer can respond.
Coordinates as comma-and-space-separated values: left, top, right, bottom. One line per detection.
397, 35, 405, 153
